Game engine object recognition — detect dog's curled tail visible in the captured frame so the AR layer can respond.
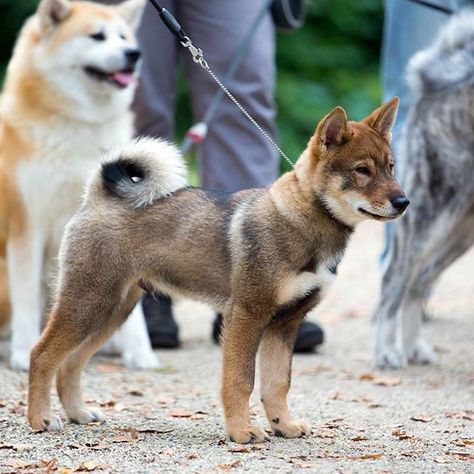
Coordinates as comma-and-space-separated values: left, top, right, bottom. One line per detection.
99, 137, 187, 208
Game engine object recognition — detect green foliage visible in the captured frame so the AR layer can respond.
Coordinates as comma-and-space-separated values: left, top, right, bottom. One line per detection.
0, 0, 383, 175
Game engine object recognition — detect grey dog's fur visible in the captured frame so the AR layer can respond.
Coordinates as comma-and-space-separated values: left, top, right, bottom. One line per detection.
374, 10, 474, 369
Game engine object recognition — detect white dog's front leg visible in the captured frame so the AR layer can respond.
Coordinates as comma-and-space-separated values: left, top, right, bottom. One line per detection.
8, 229, 44, 371
112, 302, 159, 369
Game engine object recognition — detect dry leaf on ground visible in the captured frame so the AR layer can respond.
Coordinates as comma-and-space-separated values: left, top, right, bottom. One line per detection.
350, 453, 384, 460
217, 460, 242, 470
411, 415, 433, 422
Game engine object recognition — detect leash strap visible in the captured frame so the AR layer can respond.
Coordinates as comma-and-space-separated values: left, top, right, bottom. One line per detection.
406, 0, 454, 14
146, 0, 295, 168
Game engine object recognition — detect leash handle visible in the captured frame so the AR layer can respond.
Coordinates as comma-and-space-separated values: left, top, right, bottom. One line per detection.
148, 0, 187, 42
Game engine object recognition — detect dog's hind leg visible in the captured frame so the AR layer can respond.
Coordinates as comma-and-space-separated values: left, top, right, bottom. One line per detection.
375, 206, 474, 369
56, 286, 144, 425
28, 281, 132, 432
399, 207, 474, 364
259, 308, 313, 439
0, 257, 10, 337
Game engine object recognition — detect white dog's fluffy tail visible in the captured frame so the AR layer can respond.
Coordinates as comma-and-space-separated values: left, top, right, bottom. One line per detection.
99, 137, 187, 208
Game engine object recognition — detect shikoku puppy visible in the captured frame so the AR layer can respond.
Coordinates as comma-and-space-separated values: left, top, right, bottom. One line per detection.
28, 100, 408, 442
0, 0, 158, 370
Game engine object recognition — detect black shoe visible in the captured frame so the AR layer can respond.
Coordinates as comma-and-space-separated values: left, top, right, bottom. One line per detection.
142, 293, 180, 349
293, 320, 324, 352
212, 314, 324, 353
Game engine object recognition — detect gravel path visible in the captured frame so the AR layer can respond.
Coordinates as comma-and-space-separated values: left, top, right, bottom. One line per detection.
0, 222, 473, 473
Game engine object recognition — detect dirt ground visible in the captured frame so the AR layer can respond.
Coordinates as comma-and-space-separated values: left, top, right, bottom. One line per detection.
0, 221, 473, 473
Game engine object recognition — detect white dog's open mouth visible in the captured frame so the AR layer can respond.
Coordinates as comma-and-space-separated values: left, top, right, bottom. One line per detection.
84, 66, 136, 88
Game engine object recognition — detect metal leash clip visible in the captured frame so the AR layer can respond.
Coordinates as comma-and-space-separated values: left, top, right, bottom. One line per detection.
181, 37, 209, 69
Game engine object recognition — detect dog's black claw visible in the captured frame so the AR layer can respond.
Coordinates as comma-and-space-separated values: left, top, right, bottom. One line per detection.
274, 429, 284, 437
43, 419, 50, 427
272, 417, 280, 424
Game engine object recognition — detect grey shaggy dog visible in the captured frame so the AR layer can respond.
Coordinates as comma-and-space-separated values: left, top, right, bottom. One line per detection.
374, 10, 474, 369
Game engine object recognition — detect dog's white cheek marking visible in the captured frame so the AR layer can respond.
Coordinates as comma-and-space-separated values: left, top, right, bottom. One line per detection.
278, 265, 335, 306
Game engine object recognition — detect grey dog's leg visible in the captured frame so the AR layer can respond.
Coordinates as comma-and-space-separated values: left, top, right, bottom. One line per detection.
375, 205, 474, 369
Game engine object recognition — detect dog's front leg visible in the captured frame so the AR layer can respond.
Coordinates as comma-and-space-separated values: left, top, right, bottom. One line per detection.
221, 305, 268, 444
260, 316, 310, 438
8, 226, 45, 370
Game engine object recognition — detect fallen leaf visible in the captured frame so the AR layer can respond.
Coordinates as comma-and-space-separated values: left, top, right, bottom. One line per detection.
128, 390, 143, 397
99, 399, 116, 408
359, 373, 375, 381
228, 446, 251, 453
2, 459, 38, 470
392, 429, 417, 440
294, 364, 330, 375
169, 409, 194, 418
351, 436, 369, 441
452, 438, 474, 446
350, 453, 383, 460
157, 396, 176, 405
109, 433, 138, 443
0, 443, 31, 452
217, 460, 242, 470
160, 448, 174, 456
445, 410, 474, 421
314, 429, 337, 439
96, 363, 124, 373
289, 458, 313, 468
411, 415, 433, 423
373, 376, 401, 387
136, 427, 174, 434
434, 457, 450, 464
75, 461, 99, 471
400, 450, 420, 457
446, 450, 474, 459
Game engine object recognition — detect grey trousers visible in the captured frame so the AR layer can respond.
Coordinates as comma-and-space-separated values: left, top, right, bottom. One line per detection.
134, 0, 279, 192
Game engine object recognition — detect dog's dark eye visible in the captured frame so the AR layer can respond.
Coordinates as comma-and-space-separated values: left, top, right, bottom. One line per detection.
355, 166, 371, 176
90, 32, 106, 41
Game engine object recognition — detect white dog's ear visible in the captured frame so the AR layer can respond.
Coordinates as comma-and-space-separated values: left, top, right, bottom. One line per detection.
363, 97, 399, 142
38, 0, 72, 35
116, 0, 146, 31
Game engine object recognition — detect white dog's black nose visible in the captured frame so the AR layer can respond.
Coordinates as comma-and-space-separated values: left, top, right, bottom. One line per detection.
125, 49, 141, 66
391, 196, 410, 212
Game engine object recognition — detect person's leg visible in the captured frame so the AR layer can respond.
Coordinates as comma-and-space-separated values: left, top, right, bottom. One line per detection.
178, 0, 279, 192
133, 0, 180, 348
380, 0, 447, 262
179, 0, 323, 351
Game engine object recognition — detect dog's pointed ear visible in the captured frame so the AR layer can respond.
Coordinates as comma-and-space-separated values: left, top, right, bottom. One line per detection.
363, 97, 399, 142
116, 0, 146, 31
315, 106, 349, 151
38, 0, 72, 35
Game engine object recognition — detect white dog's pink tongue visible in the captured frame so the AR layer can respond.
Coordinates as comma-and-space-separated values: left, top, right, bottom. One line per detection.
111, 71, 135, 87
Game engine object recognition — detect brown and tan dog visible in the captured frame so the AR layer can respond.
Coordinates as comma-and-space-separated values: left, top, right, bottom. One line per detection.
28, 99, 408, 443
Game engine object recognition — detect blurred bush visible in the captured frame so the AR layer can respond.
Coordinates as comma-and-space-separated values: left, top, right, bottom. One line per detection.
0, 0, 383, 174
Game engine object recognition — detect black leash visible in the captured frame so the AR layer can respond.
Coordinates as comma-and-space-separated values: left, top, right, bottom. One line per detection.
407, 0, 454, 14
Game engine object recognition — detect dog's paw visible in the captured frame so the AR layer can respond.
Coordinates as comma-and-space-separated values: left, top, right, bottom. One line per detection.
69, 408, 105, 425
28, 413, 63, 432
122, 349, 160, 370
408, 339, 436, 365
273, 419, 310, 439
10, 350, 30, 371
228, 425, 269, 444
374, 346, 408, 369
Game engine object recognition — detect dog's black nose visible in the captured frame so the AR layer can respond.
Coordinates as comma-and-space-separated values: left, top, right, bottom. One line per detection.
391, 195, 410, 212
125, 49, 141, 65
